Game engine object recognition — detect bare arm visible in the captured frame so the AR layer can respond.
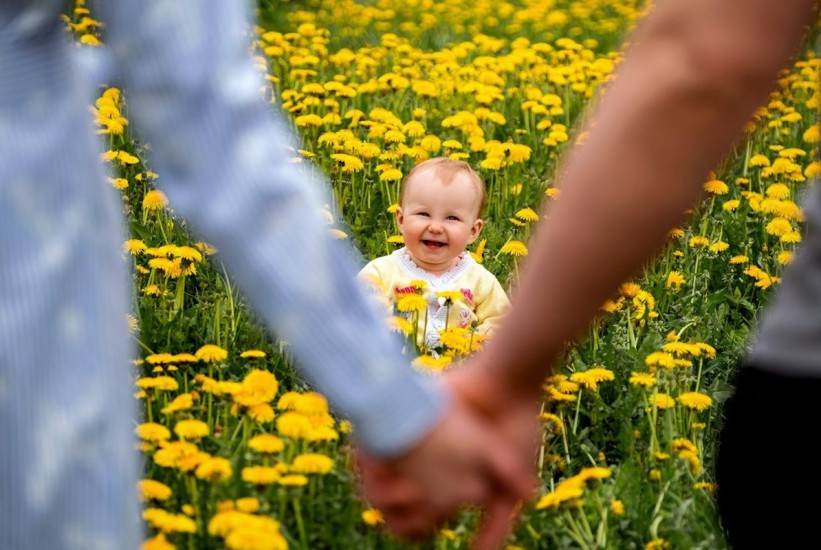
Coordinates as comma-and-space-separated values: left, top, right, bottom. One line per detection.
474, 0, 819, 405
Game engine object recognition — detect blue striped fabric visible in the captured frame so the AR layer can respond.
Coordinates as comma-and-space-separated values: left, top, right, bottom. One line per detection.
0, 1, 447, 548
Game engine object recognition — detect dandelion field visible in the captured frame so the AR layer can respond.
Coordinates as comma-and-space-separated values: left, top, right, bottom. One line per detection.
66, 0, 821, 548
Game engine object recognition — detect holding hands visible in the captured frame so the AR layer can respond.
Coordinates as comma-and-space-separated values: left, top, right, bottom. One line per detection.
357, 360, 543, 549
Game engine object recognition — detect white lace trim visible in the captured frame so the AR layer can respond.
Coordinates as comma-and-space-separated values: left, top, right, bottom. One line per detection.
392, 247, 475, 288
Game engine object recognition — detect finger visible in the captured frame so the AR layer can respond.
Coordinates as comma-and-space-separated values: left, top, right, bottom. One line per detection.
364, 474, 427, 511
381, 505, 439, 541
471, 494, 519, 550
482, 436, 537, 501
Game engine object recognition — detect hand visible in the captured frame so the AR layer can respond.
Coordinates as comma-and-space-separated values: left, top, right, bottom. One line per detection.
356, 369, 540, 548
444, 361, 543, 549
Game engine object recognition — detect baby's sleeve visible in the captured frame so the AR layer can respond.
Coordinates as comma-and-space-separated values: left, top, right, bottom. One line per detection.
474, 275, 511, 335
357, 261, 393, 313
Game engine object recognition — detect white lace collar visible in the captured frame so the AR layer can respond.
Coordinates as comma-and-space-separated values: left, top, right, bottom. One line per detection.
392, 247, 474, 287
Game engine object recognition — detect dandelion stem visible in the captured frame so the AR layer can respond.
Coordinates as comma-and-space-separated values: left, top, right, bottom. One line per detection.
293, 497, 309, 550
573, 389, 583, 435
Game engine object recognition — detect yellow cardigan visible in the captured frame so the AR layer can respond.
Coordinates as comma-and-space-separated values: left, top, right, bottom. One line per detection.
358, 248, 510, 348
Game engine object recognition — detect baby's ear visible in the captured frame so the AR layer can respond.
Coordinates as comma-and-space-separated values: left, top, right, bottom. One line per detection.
468, 218, 484, 243
395, 206, 405, 228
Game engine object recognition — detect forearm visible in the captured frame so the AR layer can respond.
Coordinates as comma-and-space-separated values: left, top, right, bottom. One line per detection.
482, 0, 818, 401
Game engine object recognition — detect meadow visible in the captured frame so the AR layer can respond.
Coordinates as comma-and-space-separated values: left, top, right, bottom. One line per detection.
67, 0, 820, 548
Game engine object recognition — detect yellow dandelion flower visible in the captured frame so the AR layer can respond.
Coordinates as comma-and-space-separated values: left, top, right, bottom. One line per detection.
470, 239, 486, 264
514, 207, 539, 222
109, 177, 128, 190
688, 236, 709, 248
146, 353, 174, 364
278, 474, 308, 487
379, 168, 403, 182
123, 239, 148, 256
766, 217, 793, 237
161, 393, 194, 415
295, 114, 322, 127
619, 283, 641, 298
540, 412, 564, 433
730, 255, 749, 264
777, 251, 795, 265
723, 199, 740, 211
413, 354, 453, 371
362, 509, 385, 526
545, 386, 576, 403
677, 392, 713, 411
242, 466, 280, 485
196, 344, 228, 363
143, 190, 168, 211
276, 412, 312, 439
805, 161, 821, 178
766, 183, 791, 200
703, 179, 729, 194
174, 419, 209, 440
387, 315, 413, 335
330, 153, 365, 173
645, 538, 669, 550
234, 369, 279, 407
142, 533, 175, 550
709, 241, 729, 253
649, 470, 662, 482
138, 479, 172, 502
246, 403, 276, 423
645, 352, 675, 369
396, 293, 427, 313
240, 349, 266, 359
654, 394, 676, 409
629, 372, 656, 388
142, 508, 197, 534
666, 271, 685, 289
611, 500, 625, 515
291, 453, 334, 474
748, 154, 771, 167
195, 457, 232, 482
500, 240, 528, 257
136, 376, 178, 391
694, 481, 716, 493
781, 230, 802, 243
79, 33, 102, 46
234, 497, 260, 514
248, 434, 285, 454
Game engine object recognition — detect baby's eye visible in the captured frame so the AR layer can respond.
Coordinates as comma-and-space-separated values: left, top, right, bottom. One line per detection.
418, 212, 430, 217
446, 215, 460, 221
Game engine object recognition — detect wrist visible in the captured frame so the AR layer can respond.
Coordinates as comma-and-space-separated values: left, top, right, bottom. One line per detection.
447, 356, 543, 418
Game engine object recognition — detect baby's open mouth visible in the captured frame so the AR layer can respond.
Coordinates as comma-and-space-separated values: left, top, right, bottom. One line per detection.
423, 240, 446, 248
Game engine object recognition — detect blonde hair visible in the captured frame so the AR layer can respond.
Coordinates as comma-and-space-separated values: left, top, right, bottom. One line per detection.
399, 157, 488, 217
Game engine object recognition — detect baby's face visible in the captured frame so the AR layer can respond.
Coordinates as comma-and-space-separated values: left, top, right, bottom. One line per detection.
396, 170, 483, 275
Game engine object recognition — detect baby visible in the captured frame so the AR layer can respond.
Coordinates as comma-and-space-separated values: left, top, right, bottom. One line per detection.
359, 157, 510, 351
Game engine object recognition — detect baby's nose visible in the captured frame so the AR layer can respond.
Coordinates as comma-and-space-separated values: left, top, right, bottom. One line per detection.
428, 221, 444, 232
